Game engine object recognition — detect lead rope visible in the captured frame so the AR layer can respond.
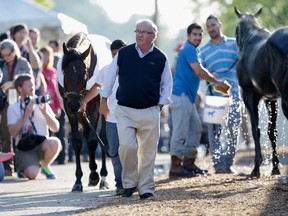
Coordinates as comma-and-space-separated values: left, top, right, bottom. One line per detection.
83, 112, 117, 158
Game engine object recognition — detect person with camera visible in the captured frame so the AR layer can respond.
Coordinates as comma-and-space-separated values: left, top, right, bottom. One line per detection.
7, 74, 61, 180
0, 39, 33, 176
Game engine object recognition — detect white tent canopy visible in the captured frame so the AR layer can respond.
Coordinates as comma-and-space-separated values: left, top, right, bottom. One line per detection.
0, 0, 88, 40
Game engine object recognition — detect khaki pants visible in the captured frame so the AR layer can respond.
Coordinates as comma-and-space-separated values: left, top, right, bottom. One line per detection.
115, 105, 160, 195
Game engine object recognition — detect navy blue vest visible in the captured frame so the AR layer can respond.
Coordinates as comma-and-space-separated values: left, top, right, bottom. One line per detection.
116, 44, 166, 109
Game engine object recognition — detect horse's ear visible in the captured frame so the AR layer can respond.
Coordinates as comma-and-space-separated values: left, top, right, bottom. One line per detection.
234, 6, 242, 18
63, 43, 68, 55
254, 8, 262, 17
80, 44, 91, 60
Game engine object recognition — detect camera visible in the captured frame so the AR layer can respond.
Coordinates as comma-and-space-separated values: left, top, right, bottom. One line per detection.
24, 95, 50, 105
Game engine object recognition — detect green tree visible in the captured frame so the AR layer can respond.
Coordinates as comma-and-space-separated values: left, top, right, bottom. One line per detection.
33, 0, 55, 8
192, 0, 288, 37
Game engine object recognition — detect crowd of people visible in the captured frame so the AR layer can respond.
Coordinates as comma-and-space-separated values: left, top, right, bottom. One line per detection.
0, 16, 252, 200
0, 23, 64, 180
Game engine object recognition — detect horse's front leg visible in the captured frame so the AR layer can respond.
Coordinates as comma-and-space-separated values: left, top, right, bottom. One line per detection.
87, 137, 100, 187
265, 100, 280, 175
71, 133, 84, 192
67, 114, 84, 192
244, 93, 262, 178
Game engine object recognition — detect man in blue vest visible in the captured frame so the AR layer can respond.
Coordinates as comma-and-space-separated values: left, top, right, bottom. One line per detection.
99, 19, 173, 200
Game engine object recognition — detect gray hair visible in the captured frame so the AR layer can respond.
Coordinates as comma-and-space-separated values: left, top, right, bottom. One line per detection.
136, 19, 158, 34
0, 39, 21, 57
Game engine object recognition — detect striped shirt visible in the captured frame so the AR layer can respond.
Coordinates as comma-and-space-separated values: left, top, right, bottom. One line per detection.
200, 36, 239, 97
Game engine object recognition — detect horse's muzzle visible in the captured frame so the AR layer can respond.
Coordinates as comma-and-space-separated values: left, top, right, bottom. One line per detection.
67, 100, 81, 114
64, 92, 84, 114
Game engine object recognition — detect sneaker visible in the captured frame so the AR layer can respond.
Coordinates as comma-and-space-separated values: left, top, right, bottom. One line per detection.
41, 168, 56, 179
139, 193, 155, 200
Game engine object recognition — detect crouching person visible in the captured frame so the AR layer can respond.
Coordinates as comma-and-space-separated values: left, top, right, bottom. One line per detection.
7, 74, 61, 180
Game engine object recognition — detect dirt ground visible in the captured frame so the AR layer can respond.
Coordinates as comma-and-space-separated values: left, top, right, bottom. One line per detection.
73, 147, 288, 216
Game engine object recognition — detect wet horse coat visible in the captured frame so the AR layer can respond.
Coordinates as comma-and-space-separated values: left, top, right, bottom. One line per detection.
57, 32, 112, 191
235, 7, 288, 177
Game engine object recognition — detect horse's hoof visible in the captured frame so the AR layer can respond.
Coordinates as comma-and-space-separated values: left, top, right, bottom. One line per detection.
99, 181, 109, 190
72, 184, 83, 192
249, 171, 260, 179
271, 167, 280, 175
88, 174, 99, 187
88, 171, 100, 186
88, 178, 100, 187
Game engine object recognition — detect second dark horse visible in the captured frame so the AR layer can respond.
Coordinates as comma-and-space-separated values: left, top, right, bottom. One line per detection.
235, 7, 288, 177
58, 32, 110, 191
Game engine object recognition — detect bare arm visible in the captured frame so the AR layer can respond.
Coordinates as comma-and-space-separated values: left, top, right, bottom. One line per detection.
39, 103, 59, 133
79, 83, 101, 112
1, 81, 14, 91
191, 62, 230, 90
8, 103, 34, 137
26, 38, 41, 70
99, 97, 109, 120
38, 72, 47, 94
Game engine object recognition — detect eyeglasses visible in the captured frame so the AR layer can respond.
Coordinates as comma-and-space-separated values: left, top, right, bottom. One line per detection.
134, 30, 154, 36
1, 50, 14, 58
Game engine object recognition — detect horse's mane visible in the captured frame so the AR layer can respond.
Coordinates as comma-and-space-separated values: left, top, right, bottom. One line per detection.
239, 13, 260, 28
67, 32, 88, 49
61, 32, 97, 80
62, 32, 91, 70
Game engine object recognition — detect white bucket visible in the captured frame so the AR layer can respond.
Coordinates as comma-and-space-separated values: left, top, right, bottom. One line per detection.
202, 96, 231, 125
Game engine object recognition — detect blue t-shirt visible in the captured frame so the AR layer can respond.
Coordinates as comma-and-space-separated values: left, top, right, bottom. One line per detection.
172, 40, 201, 103
200, 36, 239, 97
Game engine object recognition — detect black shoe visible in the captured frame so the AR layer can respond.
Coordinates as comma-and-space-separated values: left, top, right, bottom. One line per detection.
169, 168, 197, 178
140, 193, 154, 200
122, 186, 137, 198
193, 168, 208, 175
184, 166, 208, 175
116, 188, 125, 196
17, 171, 25, 178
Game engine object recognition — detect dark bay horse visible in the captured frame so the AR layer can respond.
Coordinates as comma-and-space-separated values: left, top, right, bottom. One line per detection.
57, 32, 111, 191
235, 7, 288, 177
